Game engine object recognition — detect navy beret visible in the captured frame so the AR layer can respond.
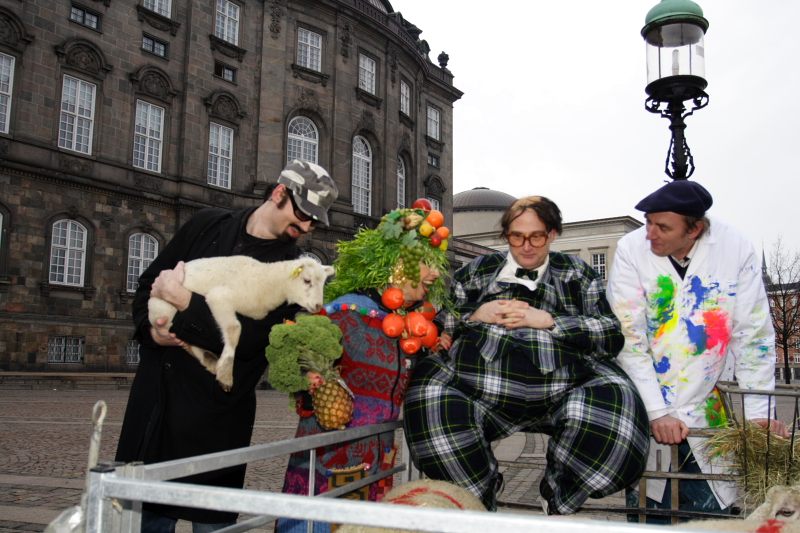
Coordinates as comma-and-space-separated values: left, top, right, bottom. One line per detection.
635, 180, 713, 217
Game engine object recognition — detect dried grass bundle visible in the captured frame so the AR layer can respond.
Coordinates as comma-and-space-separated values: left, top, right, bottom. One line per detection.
705, 423, 800, 508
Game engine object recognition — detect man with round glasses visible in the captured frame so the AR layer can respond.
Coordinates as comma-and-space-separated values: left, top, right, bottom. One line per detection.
404, 195, 649, 515
116, 159, 337, 532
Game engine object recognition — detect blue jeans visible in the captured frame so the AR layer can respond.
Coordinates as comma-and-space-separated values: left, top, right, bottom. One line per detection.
626, 441, 729, 524
141, 509, 236, 533
274, 518, 330, 533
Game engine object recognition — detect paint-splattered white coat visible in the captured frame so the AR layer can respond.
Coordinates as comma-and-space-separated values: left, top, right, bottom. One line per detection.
607, 216, 776, 507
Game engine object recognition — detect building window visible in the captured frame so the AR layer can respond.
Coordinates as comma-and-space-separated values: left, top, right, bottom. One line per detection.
397, 156, 406, 209
48, 336, 85, 364
127, 233, 158, 292
287, 116, 318, 164
58, 75, 96, 155
126, 340, 141, 365
400, 80, 410, 116
133, 100, 164, 173
143, 0, 171, 17
214, 61, 236, 82
426, 105, 440, 141
297, 28, 322, 72
352, 135, 372, 215
0, 53, 14, 134
208, 122, 233, 189
592, 252, 607, 280
49, 219, 87, 286
69, 4, 100, 30
142, 34, 168, 58
427, 153, 440, 168
427, 197, 440, 211
358, 53, 376, 95
215, 0, 240, 46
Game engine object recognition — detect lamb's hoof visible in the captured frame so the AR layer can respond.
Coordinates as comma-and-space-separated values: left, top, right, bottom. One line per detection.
218, 380, 232, 393
216, 359, 234, 392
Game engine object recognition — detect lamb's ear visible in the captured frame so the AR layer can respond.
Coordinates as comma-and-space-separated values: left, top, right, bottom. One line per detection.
291, 265, 304, 279
324, 265, 335, 278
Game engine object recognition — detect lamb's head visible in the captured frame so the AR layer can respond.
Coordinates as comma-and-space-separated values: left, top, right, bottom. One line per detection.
750, 485, 800, 522
286, 257, 334, 313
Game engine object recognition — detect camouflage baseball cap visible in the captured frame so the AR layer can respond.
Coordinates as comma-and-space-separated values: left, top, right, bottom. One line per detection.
278, 160, 338, 226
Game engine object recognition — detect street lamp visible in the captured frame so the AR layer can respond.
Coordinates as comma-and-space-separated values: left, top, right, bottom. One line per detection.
642, 0, 709, 180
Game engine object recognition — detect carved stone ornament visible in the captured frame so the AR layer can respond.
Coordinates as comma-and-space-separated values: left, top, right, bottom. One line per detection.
204, 91, 246, 124
209, 34, 246, 62
424, 174, 446, 197
296, 87, 321, 116
136, 5, 181, 36
399, 132, 411, 153
210, 190, 234, 207
269, 4, 283, 39
130, 66, 177, 103
0, 8, 34, 53
356, 109, 375, 133
437, 51, 450, 69
388, 48, 398, 86
55, 38, 112, 80
339, 21, 352, 59
133, 172, 163, 192
59, 154, 91, 175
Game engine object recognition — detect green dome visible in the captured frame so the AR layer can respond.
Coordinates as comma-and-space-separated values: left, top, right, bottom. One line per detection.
642, 0, 709, 37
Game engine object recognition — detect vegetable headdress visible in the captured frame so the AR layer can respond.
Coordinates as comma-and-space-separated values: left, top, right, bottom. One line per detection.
324, 199, 451, 307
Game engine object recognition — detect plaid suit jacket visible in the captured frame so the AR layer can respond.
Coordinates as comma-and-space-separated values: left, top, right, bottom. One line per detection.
440, 251, 624, 373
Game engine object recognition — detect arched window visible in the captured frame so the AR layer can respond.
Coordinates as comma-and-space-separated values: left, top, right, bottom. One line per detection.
127, 233, 159, 292
351, 136, 372, 215
49, 219, 87, 286
397, 156, 406, 209
287, 116, 318, 164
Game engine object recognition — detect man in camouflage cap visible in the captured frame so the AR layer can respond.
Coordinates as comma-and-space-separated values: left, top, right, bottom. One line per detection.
116, 159, 337, 530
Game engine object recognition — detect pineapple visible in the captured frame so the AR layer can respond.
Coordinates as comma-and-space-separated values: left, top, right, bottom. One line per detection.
312, 377, 354, 430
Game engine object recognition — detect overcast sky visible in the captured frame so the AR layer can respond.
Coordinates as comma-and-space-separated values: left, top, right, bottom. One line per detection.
394, 1, 800, 258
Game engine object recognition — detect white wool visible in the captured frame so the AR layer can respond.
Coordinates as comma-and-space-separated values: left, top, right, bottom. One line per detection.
148, 256, 333, 391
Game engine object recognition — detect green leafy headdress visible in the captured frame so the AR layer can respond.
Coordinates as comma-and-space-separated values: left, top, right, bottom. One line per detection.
324, 206, 451, 308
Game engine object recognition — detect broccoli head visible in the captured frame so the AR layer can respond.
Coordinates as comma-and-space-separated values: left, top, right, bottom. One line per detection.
265, 314, 343, 394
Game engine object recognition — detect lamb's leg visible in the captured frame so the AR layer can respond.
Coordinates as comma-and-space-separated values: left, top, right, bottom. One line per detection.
204, 287, 242, 392
150, 296, 215, 375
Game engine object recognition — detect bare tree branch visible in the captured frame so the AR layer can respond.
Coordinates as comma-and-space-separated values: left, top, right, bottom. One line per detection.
767, 237, 800, 384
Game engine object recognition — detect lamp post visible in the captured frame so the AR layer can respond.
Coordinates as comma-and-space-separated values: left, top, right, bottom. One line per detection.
642, 0, 709, 180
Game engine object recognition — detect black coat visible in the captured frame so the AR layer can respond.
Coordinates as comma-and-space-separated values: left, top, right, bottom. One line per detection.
115, 207, 300, 523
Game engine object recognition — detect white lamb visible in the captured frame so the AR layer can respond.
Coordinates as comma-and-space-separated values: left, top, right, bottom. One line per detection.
148, 256, 334, 391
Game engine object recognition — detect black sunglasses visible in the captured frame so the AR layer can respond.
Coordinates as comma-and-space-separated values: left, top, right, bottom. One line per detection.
287, 191, 313, 223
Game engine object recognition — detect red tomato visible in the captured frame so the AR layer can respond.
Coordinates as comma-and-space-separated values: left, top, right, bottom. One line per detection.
404, 312, 429, 337
429, 234, 442, 247
399, 337, 422, 355
419, 301, 437, 321
412, 198, 433, 212
381, 313, 405, 337
419, 322, 438, 348
381, 287, 405, 310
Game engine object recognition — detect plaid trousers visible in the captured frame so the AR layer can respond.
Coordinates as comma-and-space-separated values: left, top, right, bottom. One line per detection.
403, 333, 649, 513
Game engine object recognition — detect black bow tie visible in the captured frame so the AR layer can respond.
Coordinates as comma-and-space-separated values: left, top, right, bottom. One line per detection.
515, 267, 538, 281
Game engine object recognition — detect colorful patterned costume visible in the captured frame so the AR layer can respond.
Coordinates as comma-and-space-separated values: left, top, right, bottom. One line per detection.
403, 251, 650, 513
607, 217, 776, 508
278, 293, 410, 532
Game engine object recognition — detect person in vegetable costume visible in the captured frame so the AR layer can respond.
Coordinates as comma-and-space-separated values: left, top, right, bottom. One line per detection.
274, 200, 451, 533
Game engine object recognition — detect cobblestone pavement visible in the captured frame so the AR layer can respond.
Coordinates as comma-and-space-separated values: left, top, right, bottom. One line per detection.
0, 387, 629, 532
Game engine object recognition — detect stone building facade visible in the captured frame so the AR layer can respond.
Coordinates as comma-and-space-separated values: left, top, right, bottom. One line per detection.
0, 0, 461, 371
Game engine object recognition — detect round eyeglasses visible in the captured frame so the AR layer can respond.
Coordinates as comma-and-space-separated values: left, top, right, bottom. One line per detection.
506, 231, 549, 248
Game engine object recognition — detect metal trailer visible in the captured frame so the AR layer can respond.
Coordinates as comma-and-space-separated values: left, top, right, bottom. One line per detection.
62, 381, 800, 532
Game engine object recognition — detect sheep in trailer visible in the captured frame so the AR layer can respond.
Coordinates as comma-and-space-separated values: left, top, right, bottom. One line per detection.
148, 256, 334, 391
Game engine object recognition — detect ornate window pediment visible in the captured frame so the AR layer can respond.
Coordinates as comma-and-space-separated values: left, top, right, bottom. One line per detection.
129, 65, 177, 104
0, 7, 33, 54
204, 90, 245, 125
55, 38, 112, 80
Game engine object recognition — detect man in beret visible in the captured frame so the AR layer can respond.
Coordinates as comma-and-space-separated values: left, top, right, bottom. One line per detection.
607, 179, 787, 522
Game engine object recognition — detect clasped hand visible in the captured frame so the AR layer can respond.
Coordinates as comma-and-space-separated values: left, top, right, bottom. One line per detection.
150, 261, 191, 349
471, 299, 554, 330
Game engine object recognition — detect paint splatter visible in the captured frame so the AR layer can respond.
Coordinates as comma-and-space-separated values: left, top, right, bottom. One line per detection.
704, 389, 728, 428
653, 356, 671, 374
703, 309, 731, 354
651, 275, 677, 338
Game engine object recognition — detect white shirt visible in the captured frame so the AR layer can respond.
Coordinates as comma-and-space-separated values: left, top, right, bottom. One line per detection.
496, 254, 549, 291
